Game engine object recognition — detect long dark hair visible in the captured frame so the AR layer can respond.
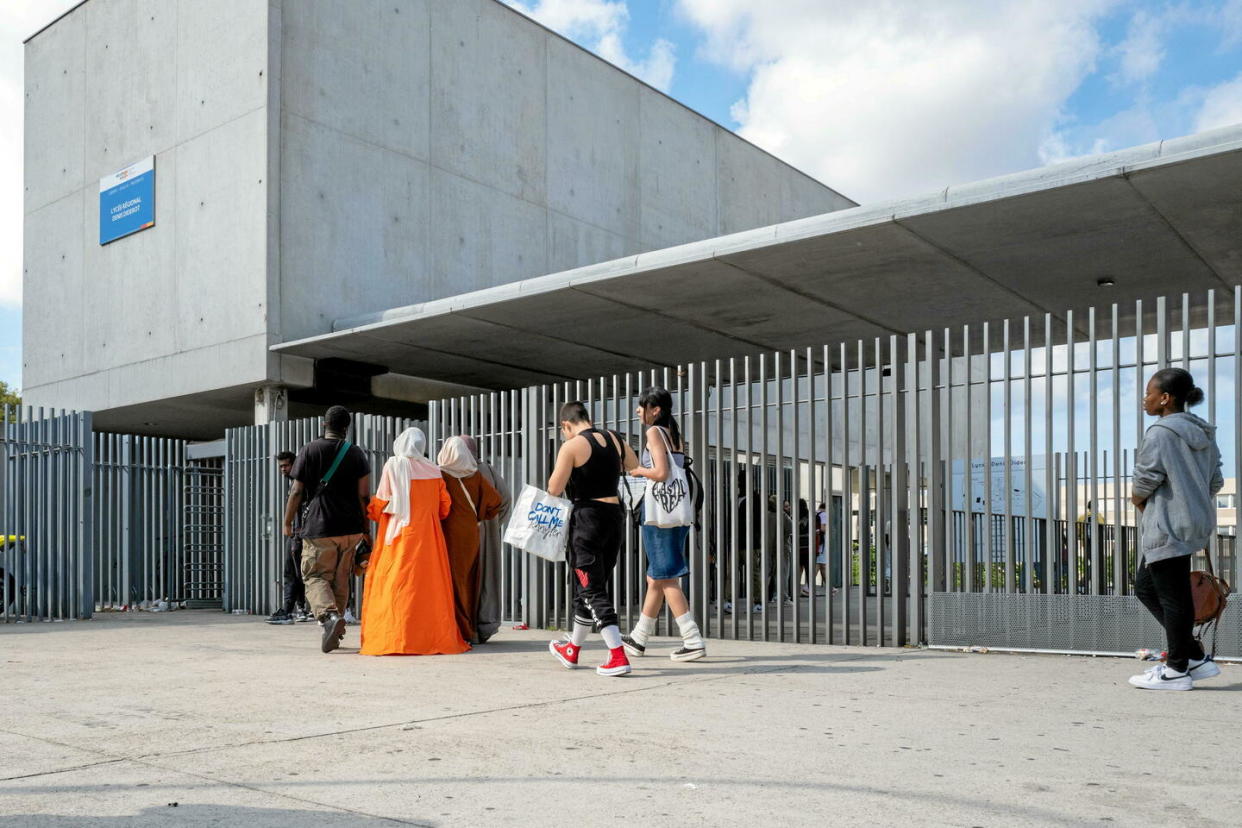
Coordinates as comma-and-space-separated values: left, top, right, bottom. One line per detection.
638, 386, 681, 450
1151, 367, 1205, 408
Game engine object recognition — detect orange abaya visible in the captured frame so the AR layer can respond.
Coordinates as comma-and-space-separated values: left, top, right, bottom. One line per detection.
360, 477, 469, 656
440, 471, 503, 643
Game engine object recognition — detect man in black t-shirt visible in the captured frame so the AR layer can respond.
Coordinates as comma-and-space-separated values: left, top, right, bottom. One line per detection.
283, 406, 372, 653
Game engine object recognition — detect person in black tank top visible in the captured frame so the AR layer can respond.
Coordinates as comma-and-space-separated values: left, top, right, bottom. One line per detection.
545, 401, 639, 677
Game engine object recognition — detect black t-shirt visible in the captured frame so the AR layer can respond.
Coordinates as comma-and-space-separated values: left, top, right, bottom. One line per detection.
290, 438, 371, 538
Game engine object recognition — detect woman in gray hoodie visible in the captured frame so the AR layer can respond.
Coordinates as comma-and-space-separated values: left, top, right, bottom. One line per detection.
1128, 367, 1223, 691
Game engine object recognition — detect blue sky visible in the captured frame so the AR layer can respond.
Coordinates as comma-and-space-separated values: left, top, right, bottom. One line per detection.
2, 1, 1242, 396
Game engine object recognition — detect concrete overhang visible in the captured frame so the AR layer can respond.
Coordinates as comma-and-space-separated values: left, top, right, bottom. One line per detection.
273, 125, 1242, 387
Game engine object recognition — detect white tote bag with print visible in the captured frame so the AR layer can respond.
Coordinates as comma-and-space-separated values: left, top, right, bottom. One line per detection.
642, 428, 695, 528
503, 484, 573, 562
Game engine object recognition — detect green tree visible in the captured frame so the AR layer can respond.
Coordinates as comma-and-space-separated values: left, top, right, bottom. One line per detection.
0, 381, 21, 421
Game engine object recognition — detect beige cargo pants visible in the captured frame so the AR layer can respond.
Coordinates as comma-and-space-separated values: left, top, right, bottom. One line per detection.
300, 534, 364, 619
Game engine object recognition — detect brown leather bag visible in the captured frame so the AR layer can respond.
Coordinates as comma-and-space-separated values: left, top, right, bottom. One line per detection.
1191, 550, 1231, 626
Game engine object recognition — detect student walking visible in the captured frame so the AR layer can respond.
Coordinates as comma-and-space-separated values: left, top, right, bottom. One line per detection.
360, 427, 468, 656
267, 451, 311, 624
283, 406, 372, 654
1129, 368, 1224, 690
621, 387, 706, 661
547, 401, 640, 676
438, 436, 504, 645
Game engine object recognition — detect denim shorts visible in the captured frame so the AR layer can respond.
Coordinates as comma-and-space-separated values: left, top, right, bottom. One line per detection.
641, 522, 690, 580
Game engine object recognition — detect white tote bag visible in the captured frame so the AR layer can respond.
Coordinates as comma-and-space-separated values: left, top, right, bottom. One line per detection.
503, 484, 573, 562
642, 427, 695, 528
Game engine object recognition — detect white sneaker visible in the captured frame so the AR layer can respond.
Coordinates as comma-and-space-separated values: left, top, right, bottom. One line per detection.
1188, 657, 1222, 680
343, 609, 358, 625
722, 601, 733, 614
752, 604, 764, 613
1128, 665, 1193, 691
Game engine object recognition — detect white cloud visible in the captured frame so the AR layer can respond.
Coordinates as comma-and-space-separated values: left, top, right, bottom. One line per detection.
505, 0, 676, 91
0, 1, 81, 310
1222, 0, 1242, 48
1114, 9, 1165, 85
1196, 71, 1242, 131
677, 0, 1118, 203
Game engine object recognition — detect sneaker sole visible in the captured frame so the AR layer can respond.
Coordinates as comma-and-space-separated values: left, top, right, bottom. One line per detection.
596, 664, 632, 676
1128, 677, 1192, 690
548, 640, 579, 669
321, 616, 346, 653
1190, 662, 1222, 680
266, 619, 294, 625
622, 642, 645, 658
671, 648, 706, 662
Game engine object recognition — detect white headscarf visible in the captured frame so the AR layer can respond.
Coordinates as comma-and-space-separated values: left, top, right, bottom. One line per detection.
437, 436, 479, 479
378, 427, 441, 544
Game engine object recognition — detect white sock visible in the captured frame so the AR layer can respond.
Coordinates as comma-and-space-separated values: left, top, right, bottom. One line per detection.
675, 612, 704, 649
630, 614, 657, 646
571, 621, 591, 647
600, 624, 623, 650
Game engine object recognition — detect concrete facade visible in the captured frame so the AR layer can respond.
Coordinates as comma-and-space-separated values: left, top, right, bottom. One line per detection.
22, 0, 852, 437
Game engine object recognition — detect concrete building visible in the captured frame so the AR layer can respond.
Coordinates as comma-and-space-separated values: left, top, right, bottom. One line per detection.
22, 2, 1242, 443
23, 0, 850, 438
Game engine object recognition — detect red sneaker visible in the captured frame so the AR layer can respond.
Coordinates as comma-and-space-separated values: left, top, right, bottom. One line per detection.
596, 646, 632, 676
549, 638, 580, 669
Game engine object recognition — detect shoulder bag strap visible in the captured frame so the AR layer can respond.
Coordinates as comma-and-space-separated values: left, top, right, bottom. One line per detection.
320, 439, 352, 487
305, 440, 353, 512
457, 476, 477, 516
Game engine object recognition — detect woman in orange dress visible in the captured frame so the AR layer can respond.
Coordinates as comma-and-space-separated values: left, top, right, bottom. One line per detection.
360, 427, 468, 656
437, 436, 503, 644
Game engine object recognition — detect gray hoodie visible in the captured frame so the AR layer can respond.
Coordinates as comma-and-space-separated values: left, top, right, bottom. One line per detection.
1131, 412, 1223, 563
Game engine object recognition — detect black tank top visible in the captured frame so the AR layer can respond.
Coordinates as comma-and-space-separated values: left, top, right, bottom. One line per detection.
568, 428, 622, 502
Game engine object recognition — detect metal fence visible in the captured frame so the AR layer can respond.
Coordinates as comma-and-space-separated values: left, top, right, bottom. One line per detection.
429, 287, 1242, 658
222, 414, 422, 616
93, 433, 186, 610
0, 408, 93, 622
6, 286, 1242, 657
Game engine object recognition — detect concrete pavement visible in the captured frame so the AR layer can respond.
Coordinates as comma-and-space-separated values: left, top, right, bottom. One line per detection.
1, 611, 1238, 826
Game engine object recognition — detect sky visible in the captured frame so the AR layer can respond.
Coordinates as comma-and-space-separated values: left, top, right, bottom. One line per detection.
2, 0, 1242, 396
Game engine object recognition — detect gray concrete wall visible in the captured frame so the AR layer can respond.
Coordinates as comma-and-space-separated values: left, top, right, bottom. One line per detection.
23, 0, 279, 420
276, 0, 854, 341
23, 0, 852, 431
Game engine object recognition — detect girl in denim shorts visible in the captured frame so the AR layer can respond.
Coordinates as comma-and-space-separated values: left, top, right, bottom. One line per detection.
620, 387, 705, 662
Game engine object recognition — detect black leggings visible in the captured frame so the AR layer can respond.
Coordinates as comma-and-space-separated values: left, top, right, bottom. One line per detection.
1135, 554, 1204, 672
568, 501, 623, 630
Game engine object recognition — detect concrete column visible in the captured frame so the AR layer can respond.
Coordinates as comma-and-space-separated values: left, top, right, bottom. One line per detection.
254, 385, 288, 425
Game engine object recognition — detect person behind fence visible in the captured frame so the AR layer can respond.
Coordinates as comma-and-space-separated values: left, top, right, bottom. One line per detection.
734, 471, 769, 614
438, 436, 504, 645
460, 435, 512, 644
359, 427, 468, 656
620, 386, 706, 662
268, 451, 312, 625
1128, 367, 1224, 691
283, 405, 372, 654
547, 401, 640, 677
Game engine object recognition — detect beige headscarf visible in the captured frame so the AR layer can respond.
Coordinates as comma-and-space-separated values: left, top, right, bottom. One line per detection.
437, 436, 478, 479
377, 427, 441, 544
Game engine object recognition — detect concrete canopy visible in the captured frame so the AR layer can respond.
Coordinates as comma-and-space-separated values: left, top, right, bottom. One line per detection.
274, 126, 1242, 387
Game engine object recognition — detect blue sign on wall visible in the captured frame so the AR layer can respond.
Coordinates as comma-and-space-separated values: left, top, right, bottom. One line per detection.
99, 156, 155, 245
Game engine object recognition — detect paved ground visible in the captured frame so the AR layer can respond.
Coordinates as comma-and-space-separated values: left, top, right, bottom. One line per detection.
0, 612, 1238, 827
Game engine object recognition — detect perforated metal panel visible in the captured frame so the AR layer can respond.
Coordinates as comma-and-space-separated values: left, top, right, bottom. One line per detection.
929, 592, 1240, 658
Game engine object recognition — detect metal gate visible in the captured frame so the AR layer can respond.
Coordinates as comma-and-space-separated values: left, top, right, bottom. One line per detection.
92, 433, 186, 610
430, 287, 1242, 657
184, 455, 224, 608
